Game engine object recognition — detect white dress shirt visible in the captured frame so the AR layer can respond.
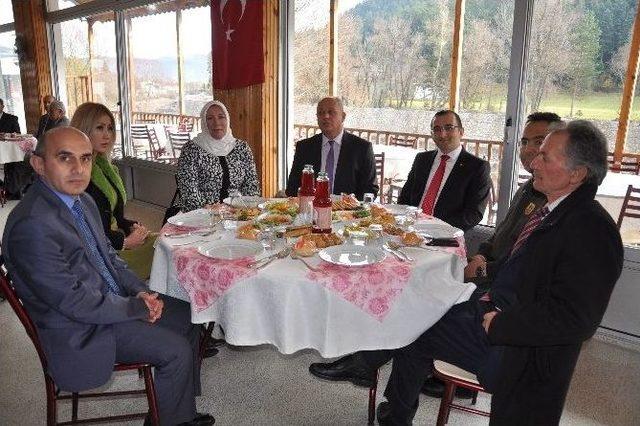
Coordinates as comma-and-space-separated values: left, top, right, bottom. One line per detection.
419, 145, 463, 207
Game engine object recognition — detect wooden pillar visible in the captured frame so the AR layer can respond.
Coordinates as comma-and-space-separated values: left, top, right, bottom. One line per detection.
87, 20, 94, 103
176, 7, 185, 115
214, 0, 279, 197
328, 0, 339, 96
12, 0, 52, 134
448, 0, 465, 111
613, 0, 640, 162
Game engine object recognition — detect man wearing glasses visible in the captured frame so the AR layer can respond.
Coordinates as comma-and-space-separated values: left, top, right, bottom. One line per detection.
398, 109, 491, 232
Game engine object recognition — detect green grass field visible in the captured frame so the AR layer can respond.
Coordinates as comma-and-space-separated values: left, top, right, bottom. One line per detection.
405, 91, 640, 121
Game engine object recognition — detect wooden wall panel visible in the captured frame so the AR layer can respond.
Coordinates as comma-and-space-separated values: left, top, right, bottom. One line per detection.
12, 0, 52, 134
214, 0, 279, 197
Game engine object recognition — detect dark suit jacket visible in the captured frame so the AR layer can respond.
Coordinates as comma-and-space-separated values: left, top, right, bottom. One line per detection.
487, 183, 623, 424
2, 179, 148, 392
476, 178, 546, 281
0, 112, 20, 133
398, 148, 491, 231
36, 115, 70, 140
86, 180, 137, 250
286, 132, 378, 200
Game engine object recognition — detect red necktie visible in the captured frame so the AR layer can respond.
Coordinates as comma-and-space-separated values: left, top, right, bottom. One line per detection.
421, 154, 450, 215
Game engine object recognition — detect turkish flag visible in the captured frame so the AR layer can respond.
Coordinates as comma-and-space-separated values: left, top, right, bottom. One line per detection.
211, 0, 264, 89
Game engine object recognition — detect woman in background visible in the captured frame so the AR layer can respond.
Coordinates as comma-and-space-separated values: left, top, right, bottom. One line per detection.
70, 102, 154, 279
175, 100, 259, 212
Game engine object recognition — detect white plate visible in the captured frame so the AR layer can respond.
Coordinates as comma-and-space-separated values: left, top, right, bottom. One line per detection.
382, 204, 411, 215
167, 209, 214, 228
197, 240, 263, 260
410, 222, 463, 239
223, 196, 266, 208
319, 245, 386, 266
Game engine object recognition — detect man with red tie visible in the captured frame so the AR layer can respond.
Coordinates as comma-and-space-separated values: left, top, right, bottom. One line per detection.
398, 110, 491, 231
309, 120, 623, 425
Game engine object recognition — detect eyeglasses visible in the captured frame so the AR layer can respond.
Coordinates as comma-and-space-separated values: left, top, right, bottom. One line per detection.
431, 125, 460, 133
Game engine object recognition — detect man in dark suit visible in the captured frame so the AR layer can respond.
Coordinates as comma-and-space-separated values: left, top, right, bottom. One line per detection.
0, 98, 21, 133
36, 100, 70, 140
308, 120, 623, 425
464, 112, 561, 286
35, 94, 56, 137
286, 97, 378, 200
398, 110, 491, 231
2, 127, 214, 426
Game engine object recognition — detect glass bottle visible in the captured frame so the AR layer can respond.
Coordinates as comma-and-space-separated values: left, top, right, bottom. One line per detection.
298, 164, 316, 218
312, 171, 332, 234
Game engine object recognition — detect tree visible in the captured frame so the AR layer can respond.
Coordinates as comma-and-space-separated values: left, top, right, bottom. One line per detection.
565, 11, 601, 116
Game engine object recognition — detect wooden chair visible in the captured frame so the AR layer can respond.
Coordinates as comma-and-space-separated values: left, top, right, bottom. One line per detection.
608, 153, 640, 174
374, 152, 385, 203
130, 125, 171, 162
617, 185, 640, 230
433, 360, 489, 425
389, 135, 417, 149
386, 183, 403, 204
0, 268, 160, 426
178, 115, 195, 133
168, 131, 191, 159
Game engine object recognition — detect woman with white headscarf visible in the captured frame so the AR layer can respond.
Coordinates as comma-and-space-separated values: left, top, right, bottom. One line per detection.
176, 100, 260, 212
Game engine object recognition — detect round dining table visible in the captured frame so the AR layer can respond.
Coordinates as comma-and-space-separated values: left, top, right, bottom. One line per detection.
149, 213, 475, 358
0, 133, 36, 164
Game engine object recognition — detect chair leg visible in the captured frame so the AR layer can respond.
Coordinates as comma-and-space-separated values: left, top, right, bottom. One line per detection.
46, 378, 57, 426
143, 366, 160, 426
199, 322, 216, 361
436, 382, 456, 426
367, 370, 379, 425
71, 392, 79, 421
471, 390, 478, 405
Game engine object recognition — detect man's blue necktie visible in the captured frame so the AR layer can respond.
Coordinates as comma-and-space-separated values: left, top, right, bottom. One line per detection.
71, 200, 123, 296
326, 140, 335, 193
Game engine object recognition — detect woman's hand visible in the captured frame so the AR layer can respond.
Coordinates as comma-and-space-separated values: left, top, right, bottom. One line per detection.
123, 225, 148, 249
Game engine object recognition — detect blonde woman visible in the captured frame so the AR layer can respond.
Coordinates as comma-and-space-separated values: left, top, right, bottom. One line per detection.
70, 102, 154, 279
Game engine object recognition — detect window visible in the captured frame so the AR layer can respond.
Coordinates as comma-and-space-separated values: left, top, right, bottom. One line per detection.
52, 13, 117, 117
523, 0, 637, 226
0, 0, 13, 25
459, 0, 515, 225
0, 31, 26, 132
47, 0, 95, 12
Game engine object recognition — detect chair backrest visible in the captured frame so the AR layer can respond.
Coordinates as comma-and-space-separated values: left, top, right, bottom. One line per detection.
168, 131, 191, 158
608, 152, 640, 174
374, 152, 385, 203
386, 183, 403, 204
178, 116, 194, 133
0, 266, 50, 374
617, 185, 640, 229
389, 135, 417, 149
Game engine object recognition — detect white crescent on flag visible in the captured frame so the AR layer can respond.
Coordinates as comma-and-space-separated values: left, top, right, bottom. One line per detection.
220, 0, 247, 24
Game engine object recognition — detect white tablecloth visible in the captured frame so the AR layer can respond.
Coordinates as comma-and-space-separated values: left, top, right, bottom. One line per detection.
373, 144, 419, 182
149, 218, 475, 358
0, 135, 35, 164
597, 172, 640, 198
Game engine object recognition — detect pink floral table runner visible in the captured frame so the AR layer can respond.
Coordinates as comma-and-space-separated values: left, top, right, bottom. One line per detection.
173, 247, 256, 312
306, 256, 412, 321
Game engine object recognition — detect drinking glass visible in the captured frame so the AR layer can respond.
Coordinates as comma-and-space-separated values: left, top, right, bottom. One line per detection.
228, 188, 242, 207
405, 206, 419, 227
258, 227, 276, 251
363, 193, 375, 206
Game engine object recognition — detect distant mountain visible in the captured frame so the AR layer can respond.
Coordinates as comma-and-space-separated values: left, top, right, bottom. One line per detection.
98, 54, 210, 82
